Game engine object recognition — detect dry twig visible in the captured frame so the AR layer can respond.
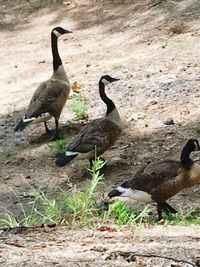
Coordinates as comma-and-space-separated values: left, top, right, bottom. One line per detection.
107, 251, 196, 267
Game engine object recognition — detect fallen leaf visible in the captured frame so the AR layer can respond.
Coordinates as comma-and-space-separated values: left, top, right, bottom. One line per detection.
72, 81, 82, 92
97, 226, 117, 232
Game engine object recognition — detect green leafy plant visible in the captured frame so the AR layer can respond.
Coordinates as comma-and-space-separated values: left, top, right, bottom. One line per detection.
163, 206, 200, 226
69, 94, 88, 120
48, 139, 68, 155
0, 187, 62, 228
103, 201, 152, 226
0, 213, 19, 228
60, 158, 106, 226
0, 158, 105, 228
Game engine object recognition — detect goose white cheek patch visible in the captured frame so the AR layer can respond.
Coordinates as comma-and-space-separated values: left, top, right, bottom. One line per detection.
53, 30, 62, 37
101, 79, 110, 85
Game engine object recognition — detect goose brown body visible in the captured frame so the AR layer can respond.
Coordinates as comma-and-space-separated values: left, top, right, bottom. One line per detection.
27, 77, 70, 121
67, 116, 122, 160
121, 160, 200, 203
108, 139, 200, 220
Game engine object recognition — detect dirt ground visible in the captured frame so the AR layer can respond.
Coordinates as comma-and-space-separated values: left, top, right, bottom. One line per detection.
1, 0, 200, 266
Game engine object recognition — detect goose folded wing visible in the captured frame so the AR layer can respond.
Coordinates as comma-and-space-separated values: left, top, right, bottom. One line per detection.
27, 81, 66, 118
30, 82, 48, 104
121, 160, 182, 195
67, 119, 121, 153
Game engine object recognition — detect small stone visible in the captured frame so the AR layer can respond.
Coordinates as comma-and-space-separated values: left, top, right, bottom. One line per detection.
38, 59, 45, 64
122, 69, 128, 73
164, 118, 174, 125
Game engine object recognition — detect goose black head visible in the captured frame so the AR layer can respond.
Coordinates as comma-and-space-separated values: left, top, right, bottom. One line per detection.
100, 75, 120, 86
108, 188, 122, 198
52, 27, 72, 38
185, 139, 200, 152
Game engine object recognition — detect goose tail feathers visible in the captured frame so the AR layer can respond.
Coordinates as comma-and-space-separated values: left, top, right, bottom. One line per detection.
55, 151, 78, 167
14, 117, 34, 132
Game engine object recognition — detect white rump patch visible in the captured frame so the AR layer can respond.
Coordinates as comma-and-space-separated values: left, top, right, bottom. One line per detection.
31, 113, 52, 124
117, 186, 153, 203
101, 78, 110, 85
65, 151, 79, 156
41, 112, 50, 117
23, 116, 36, 122
53, 29, 61, 37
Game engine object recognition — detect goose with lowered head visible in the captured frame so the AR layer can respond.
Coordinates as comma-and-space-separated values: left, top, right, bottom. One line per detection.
108, 139, 200, 220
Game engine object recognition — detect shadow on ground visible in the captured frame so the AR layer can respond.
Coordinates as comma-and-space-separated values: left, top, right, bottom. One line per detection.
1, 104, 200, 219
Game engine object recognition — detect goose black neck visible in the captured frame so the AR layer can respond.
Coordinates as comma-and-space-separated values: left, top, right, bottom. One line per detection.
51, 33, 62, 71
99, 81, 115, 115
180, 145, 194, 169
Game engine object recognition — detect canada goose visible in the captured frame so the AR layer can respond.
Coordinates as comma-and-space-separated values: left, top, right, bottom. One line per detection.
14, 27, 72, 140
108, 139, 200, 220
55, 75, 123, 167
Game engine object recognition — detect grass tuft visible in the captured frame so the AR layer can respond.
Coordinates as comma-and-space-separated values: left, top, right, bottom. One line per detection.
48, 139, 68, 155
163, 206, 200, 226
59, 158, 106, 226
69, 94, 88, 120
103, 201, 152, 226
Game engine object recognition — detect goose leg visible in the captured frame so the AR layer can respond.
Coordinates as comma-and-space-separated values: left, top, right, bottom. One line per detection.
44, 121, 50, 134
163, 202, 177, 214
157, 203, 163, 221
51, 118, 60, 141
89, 159, 93, 168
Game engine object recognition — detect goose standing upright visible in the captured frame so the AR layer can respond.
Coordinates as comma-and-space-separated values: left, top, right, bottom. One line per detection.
108, 139, 200, 220
14, 27, 72, 140
56, 75, 123, 167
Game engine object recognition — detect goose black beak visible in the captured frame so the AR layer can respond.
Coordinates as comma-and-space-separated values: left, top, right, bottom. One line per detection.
64, 30, 73, 34
111, 77, 120, 83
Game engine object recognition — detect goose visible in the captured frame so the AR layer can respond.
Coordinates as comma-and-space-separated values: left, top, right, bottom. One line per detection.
14, 27, 72, 140
55, 75, 123, 167
108, 139, 200, 220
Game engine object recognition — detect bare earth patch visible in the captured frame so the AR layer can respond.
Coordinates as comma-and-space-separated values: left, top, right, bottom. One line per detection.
1, 225, 200, 266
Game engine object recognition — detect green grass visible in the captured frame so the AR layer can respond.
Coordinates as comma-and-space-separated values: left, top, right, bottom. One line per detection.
0, 188, 63, 228
162, 206, 200, 226
69, 94, 88, 120
1, 160, 200, 229
193, 126, 200, 138
48, 139, 68, 155
0, 158, 106, 228
103, 201, 153, 226
112, 64, 121, 70
59, 158, 106, 226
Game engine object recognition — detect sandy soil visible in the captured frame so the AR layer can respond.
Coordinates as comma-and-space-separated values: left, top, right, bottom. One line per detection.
1, 225, 200, 267
1, 0, 200, 265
